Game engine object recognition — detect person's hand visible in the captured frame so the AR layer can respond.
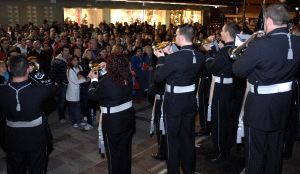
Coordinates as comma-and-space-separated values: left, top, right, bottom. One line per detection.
207, 35, 215, 42
99, 62, 107, 69
77, 74, 84, 80
153, 49, 165, 58
218, 42, 224, 49
162, 45, 173, 55
88, 70, 99, 80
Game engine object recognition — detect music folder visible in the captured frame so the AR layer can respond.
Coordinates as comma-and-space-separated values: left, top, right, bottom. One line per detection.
235, 34, 251, 47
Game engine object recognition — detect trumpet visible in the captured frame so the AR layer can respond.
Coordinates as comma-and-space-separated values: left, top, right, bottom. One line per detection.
152, 41, 172, 50
89, 62, 102, 72
27, 56, 40, 71
229, 30, 265, 59
197, 38, 212, 46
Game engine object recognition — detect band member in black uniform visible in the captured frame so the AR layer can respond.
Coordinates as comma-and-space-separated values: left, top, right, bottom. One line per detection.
28, 56, 56, 116
196, 39, 217, 136
154, 24, 205, 174
233, 4, 300, 174
206, 22, 240, 162
149, 81, 166, 160
0, 60, 8, 151
27, 56, 55, 172
149, 43, 175, 160
0, 55, 53, 174
88, 54, 135, 174
283, 24, 300, 159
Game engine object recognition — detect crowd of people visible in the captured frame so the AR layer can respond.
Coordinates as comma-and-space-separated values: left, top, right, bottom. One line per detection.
0, 2, 300, 174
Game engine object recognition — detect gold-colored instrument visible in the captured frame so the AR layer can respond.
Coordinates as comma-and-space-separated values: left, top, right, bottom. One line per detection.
152, 41, 172, 50
197, 38, 212, 46
27, 56, 40, 71
229, 30, 265, 59
89, 62, 102, 72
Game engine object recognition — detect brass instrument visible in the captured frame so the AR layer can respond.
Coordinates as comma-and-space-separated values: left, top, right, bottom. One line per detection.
229, 30, 265, 59
197, 38, 212, 47
152, 41, 172, 50
89, 62, 102, 72
27, 57, 40, 71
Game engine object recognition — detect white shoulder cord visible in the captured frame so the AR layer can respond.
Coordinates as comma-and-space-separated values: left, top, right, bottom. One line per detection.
8, 83, 31, 111
180, 49, 197, 64
271, 32, 293, 60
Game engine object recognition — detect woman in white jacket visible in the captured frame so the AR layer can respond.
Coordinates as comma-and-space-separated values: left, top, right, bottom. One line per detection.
66, 55, 88, 128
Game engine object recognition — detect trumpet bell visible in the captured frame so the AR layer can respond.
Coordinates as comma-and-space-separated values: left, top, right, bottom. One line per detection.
199, 38, 212, 46
152, 41, 171, 50
89, 62, 102, 72
228, 30, 265, 59
28, 57, 40, 71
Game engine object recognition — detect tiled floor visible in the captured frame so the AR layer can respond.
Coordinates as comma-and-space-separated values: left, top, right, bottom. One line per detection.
0, 100, 300, 174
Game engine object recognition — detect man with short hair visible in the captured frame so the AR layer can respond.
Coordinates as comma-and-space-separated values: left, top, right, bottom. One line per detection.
154, 24, 205, 174
51, 46, 70, 123
233, 3, 300, 174
0, 55, 53, 174
206, 21, 241, 162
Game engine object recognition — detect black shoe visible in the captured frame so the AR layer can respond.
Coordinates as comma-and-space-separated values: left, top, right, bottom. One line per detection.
151, 153, 165, 160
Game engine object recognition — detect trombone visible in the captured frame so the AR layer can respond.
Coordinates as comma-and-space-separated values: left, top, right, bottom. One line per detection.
229, 30, 265, 59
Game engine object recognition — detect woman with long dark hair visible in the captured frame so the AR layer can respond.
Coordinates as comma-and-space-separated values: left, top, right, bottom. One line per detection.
66, 55, 87, 128
88, 54, 135, 174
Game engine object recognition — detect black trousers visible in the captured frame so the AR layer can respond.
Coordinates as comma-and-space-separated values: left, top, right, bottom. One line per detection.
197, 79, 211, 134
154, 99, 166, 157
244, 126, 285, 174
0, 113, 5, 151
231, 87, 245, 144
211, 84, 235, 157
103, 127, 134, 174
57, 83, 67, 120
7, 149, 47, 174
80, 83, 98, 126
211, 98, 235, 156
284, 84, 299, 158
165, 111, 196, 174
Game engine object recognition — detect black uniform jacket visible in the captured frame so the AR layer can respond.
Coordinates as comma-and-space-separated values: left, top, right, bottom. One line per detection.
88, 74, 135, 134
206, 42, 235, 102
154, 45, 205, 116
0, 80, 53, 152
206, 41, 235, 78
233, 27, 300, 131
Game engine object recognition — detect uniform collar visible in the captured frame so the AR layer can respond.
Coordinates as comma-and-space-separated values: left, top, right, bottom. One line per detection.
10, 80, 30, 86
267, 27, 288, 36
181, 45, 194, 49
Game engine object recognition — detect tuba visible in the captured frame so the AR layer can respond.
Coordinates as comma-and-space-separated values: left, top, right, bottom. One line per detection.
228, 30, 265, 59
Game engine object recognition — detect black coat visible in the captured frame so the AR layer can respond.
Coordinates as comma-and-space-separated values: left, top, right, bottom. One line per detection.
154, 45, 205, 116
233, 27, 300, 131
88, 74, 135, 134
0, 81, 53, 152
